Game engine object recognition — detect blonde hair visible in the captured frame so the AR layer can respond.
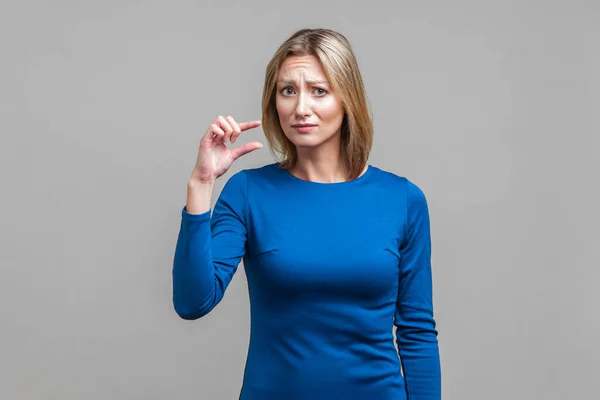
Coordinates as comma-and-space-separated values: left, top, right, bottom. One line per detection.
261, 28, 373, 181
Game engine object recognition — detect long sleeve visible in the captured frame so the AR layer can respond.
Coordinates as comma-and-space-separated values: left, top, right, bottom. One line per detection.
172, 171, 248, 320
394, 180, 442, 399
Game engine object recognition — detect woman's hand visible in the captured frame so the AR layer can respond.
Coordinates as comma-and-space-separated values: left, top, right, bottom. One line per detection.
190, 115, 263, 184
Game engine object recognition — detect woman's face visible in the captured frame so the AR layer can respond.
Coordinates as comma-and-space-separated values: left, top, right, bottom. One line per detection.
275, 55, 345, 149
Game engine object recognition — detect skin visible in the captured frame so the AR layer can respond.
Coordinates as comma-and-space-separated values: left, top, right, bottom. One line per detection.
276, 54, 366, 183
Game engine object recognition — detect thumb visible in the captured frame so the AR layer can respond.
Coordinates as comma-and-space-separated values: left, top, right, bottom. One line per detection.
230, 142, 263, 161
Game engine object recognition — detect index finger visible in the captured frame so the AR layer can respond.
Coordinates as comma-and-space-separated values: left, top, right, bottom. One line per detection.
239, 120, 262, 131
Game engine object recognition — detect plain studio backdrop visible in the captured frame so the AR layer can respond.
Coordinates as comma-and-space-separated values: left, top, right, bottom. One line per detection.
1, 0, 598, 399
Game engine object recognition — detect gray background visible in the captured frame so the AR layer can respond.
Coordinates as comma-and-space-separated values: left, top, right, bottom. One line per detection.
1, 0, 598, 399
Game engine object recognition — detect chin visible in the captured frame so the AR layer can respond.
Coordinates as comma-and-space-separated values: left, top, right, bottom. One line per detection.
285, 133, 322, 147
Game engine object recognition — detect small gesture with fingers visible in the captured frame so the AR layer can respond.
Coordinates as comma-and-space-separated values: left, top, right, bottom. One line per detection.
190, 115, 263, 184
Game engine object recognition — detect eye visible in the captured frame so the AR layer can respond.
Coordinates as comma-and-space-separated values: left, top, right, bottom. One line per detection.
280, 87, 295, 95
314, 88, 327, 96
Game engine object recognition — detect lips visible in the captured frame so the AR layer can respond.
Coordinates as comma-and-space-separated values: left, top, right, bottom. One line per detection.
292, 124, 317, 128
292, 124, 317, 133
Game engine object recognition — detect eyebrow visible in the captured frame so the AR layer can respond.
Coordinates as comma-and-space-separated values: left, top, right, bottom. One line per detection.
277, 79, 330, 85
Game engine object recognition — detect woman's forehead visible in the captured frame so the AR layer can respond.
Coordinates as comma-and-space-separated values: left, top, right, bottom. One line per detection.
278, 55, 326, 81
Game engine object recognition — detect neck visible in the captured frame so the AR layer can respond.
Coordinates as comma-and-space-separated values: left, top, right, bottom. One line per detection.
289, 157, 347, 184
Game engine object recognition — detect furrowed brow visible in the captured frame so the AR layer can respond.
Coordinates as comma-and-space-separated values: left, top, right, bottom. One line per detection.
277, 79, 330, 85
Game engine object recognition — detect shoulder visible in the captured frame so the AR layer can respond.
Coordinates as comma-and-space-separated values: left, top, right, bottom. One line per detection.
223, 163, 276, 184
370, 165, 425, 194
220, 163, 281, 197
239, 162, 278, 179
370, 165, 407, 185
369, 165, 429, 211
216, 164, 280, 219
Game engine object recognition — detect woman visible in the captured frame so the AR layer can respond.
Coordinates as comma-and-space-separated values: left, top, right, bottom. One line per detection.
173, 28, 441, 399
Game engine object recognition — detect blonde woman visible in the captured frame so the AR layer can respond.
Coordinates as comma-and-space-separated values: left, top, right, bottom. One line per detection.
173, 28, 441, 399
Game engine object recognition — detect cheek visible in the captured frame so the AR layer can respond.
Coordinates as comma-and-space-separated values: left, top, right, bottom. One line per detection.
318, 98, 344, 122
275, 97, 291, 118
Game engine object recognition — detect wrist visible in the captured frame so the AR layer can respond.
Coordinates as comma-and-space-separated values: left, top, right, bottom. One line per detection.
188, 177, 215, 188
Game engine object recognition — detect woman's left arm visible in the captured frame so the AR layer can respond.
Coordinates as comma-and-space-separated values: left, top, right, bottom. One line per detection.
394, 179, 442, 399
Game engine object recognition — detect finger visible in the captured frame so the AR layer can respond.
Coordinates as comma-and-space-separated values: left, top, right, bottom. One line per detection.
216, 116, 233, 143
238, 120, 262, 132
209, 123, 225, 144
230, 141, 263, 161
226, 116, 242, 144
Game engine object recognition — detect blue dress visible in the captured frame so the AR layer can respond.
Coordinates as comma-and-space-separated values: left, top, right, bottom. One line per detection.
173, 163, 441, 399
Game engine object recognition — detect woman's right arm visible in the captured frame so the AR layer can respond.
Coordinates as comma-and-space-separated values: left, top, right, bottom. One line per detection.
185, 179, 214, 215
172, 116, 262, 320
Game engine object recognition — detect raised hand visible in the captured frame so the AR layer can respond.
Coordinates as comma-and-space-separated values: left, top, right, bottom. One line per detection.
190, 115, 263, 184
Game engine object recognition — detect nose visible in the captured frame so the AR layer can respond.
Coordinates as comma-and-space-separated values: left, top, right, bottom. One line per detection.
294, 91, 311, 118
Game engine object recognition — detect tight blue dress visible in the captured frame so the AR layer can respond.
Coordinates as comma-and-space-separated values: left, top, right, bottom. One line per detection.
173, 163, 441, 399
